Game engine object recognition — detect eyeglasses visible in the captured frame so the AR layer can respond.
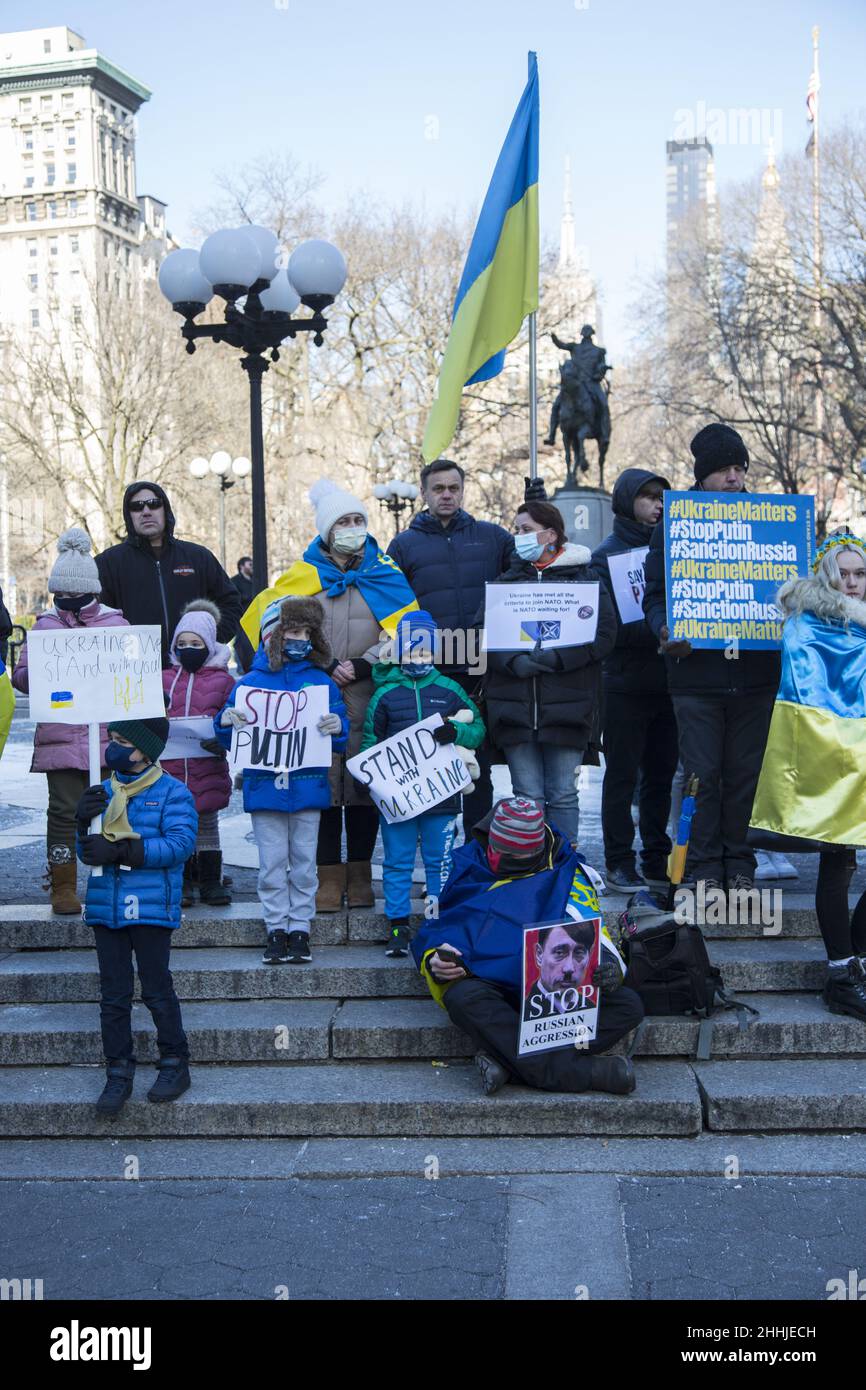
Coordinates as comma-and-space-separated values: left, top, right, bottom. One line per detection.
129, 498, 163, 512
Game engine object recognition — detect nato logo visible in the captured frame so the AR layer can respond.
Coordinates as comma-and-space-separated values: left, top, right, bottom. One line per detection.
520, 620, 561, 642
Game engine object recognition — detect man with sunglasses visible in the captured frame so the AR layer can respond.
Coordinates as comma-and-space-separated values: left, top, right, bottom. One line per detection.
96, 481, 242, 665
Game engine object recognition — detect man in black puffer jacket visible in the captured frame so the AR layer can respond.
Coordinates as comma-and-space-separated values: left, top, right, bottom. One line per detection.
591, 468, 678, 891
96, 482, 242, 666
388, 459, 514, 826
642, 425, 781, 891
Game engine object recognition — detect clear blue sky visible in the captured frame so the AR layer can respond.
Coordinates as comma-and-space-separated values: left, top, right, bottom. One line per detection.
5, 0, 865, 355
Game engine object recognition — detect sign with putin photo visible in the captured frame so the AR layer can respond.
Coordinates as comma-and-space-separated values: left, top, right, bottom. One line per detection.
519, 917, 601, 1054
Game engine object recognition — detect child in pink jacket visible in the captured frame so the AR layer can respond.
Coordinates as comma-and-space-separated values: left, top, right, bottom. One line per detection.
12, 528, 128, 915
162, 599, 236, 905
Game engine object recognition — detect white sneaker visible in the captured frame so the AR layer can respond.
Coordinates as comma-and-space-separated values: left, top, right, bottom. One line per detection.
769, 850, 798, 880
754, 850, 775, 881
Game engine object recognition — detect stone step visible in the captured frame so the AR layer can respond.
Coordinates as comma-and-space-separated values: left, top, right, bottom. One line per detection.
332, 994, 866, 1061
0, 1060, 702, 1137
0, 939, 829, 1005
0, 898, 828, 951
695, 1059, 866, 1131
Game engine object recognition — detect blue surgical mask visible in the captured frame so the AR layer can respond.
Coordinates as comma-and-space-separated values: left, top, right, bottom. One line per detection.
405, 661, 433, 679
283, 639, 312, 662
331, 527, 367, 554
105, 741, 139, 774
515, 532, 545, 562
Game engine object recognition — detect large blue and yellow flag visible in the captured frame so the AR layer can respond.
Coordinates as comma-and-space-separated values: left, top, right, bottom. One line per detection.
751, 610, 866, 846
422, 53, 539, 462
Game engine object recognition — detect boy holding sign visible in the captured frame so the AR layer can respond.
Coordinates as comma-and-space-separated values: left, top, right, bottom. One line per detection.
361, 611, 484, 958
214, 597, 348, 964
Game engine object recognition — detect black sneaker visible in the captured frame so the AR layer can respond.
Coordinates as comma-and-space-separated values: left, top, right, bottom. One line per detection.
286, 930, 312, 964
263, 929, 290, 964
606, 865, 645, 892
147, 1057, 191, 1104
385, 918, 411, 958
95, 1060, 135, 1117
727, 874, 755, 892
824, 958, 866, 1023
475, 1051, 508, 1096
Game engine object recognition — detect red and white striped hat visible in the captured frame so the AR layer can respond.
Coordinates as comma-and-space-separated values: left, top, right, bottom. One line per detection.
488, 797, 545, 855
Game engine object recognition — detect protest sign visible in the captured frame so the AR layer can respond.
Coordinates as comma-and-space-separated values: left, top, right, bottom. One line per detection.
664, 492, 814, 649
229, 684, 330, 774
607, 546, 649, 625
483, 582, 599, 651
346, 714, 472, 824
26, 625, 164, 723
519, 917, 601, 1055
163, 717, 219, 761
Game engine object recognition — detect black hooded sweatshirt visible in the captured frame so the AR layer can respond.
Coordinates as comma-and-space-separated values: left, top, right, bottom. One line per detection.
95, 481, 243, 664
590, 468, 671, 696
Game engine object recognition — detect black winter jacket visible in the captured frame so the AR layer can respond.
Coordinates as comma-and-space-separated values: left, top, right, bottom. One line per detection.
481, 544, 617, 749
591, 468, 670, 696
387, 510, 514, 671
95, 481, 243, 665
642, 489, 781, 697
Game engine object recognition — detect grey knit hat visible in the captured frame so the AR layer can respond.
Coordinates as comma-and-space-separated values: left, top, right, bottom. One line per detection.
48, 527, 101, 595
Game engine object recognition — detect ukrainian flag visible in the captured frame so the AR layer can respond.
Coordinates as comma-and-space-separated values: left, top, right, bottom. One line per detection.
751, 610, 866, 846
422, 53, 539, 463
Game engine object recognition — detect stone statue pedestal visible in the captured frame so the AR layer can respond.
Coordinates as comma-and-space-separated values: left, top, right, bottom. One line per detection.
550, 483, 612, 552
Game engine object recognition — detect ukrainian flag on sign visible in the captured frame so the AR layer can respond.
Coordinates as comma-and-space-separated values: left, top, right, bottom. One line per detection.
422, 53, 539, 463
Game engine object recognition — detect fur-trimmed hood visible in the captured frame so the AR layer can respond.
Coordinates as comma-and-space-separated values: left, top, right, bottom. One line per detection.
549, 542, 592, 568
265, 596, 332, 671
777, 574, 866, 630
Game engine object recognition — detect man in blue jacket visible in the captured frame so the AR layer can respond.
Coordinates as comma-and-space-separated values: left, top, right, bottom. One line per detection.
591, 468, 678, 891
387, 459, 514, 826
75, 715, 198, 1117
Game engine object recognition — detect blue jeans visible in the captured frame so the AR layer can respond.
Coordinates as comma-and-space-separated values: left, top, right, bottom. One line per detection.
380, 812, 455, 920
504, 743, 583, 846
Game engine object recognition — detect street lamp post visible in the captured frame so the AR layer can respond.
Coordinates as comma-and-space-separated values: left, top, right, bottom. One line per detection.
159, 226, 346, 595
372, 480, 419, 538
189, 451, 252, 571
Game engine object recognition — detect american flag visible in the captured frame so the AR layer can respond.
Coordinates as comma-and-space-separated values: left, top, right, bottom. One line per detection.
806, 69, 820, 122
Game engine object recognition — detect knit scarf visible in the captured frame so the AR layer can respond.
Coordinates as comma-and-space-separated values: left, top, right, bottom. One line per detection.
101, 763, 163, 842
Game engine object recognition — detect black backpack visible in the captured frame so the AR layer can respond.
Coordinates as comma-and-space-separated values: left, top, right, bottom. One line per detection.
616, 901, 758, 1059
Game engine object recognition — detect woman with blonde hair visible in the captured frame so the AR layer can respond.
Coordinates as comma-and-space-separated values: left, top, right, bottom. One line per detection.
751, 531, 866, 1021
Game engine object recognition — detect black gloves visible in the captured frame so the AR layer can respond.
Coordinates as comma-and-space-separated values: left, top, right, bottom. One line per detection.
79, 836, 146, 868
510, 654, 538, 678
433, 722, 458, 744
199, 738, 227, 758
510, 651, 559, 677
592, 958, 624, 993
75, 784, 109, 826
524, 475, 548, 502
529, 649, 561, 672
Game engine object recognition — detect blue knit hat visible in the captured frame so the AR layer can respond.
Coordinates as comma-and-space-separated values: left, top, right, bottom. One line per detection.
394, 610, 437, 663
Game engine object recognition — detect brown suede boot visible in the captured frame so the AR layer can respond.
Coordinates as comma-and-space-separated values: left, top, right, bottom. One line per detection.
49, 861, 81, 915
316, 863, 346, 913
346, 860, 375, 909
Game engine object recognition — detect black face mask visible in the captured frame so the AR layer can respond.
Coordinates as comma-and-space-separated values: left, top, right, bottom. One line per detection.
177, 647, 208, 673
54, 594, 95, 613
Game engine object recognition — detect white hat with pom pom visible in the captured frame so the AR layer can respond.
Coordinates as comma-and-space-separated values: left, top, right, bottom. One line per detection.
48, 527, 101, 594
308, 478, 367, 544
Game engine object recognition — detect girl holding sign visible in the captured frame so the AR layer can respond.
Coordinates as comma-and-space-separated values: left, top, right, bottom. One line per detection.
481, 502, 617, 848
11, 528, 129, 916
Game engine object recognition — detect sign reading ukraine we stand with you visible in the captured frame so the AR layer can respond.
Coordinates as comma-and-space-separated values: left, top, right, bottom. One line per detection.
663, 492, 815, 648
26, 626, 164, 721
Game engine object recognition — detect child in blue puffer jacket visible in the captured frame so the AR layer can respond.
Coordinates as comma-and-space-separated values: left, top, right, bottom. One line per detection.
214, 596, 348, 966
75, 715, 198, 1118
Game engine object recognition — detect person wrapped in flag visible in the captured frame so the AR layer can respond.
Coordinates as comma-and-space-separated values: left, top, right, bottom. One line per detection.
750, 531, 866, 1022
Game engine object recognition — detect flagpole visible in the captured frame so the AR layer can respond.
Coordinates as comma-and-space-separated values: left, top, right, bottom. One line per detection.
528, 310, 538, 480
811, 23, 825, 527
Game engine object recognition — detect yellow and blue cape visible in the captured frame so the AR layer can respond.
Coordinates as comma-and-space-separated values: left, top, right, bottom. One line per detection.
241, 536, 418, 648
751, 609, 866, 846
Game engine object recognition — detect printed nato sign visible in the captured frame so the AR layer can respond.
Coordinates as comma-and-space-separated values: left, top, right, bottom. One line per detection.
27, 625, 164, 723
607, 546, 649, 625
664, 491, 815, 649
483, 582, 599, 651
229, 685, 330, 773
346, 714, 472, 824
519, 917, 601, 1055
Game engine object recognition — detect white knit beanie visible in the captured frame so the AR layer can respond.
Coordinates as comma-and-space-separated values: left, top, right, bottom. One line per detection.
48, 527, 101, 595
309, 479, 368, 544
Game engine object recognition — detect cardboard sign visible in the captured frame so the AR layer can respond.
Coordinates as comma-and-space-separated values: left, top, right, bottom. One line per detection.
346, 714, 472, 824
27, 625, 164, 724
483, 582, 599, 651
519, 917, 601, 1054
663, 491, 814, 649
163, 716, 219, 761
608, 546, 649, 625
229, 684, 331, 774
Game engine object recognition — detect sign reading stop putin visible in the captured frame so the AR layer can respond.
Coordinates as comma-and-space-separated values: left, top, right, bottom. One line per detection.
228, 684, 331, 774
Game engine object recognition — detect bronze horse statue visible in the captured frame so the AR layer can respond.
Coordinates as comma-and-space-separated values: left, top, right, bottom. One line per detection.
545, 327, 612, 489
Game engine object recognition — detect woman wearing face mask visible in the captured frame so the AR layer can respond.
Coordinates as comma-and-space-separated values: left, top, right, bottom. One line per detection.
238, 479, 418, 912
162, 600, 236, 907
481, 501, 617, 848
11, 528, 129, 915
